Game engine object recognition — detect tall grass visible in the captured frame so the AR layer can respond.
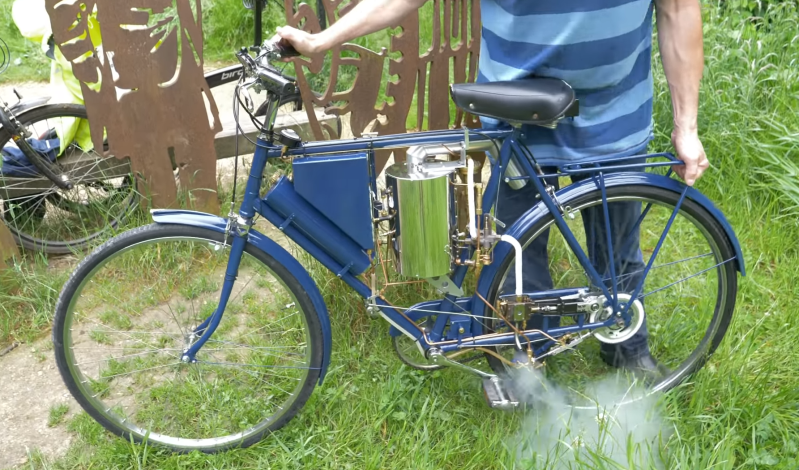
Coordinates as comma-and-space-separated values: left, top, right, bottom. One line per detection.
2, 1, 799, 469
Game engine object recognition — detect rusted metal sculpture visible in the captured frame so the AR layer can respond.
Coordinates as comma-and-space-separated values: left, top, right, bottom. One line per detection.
0, 223, 18, 269
45, 0, 221, 213
284, 0, 482, 173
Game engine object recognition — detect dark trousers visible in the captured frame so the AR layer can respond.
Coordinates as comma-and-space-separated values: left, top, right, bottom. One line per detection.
496, 160, 649, 358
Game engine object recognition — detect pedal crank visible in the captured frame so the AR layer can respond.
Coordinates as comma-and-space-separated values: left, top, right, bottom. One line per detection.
481, 376, 520, 411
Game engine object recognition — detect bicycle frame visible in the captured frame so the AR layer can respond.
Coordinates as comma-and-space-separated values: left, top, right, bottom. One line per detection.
178, 121, 745, 370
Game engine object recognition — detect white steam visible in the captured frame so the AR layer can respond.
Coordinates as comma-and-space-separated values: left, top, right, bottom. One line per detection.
506, 367, 673, 469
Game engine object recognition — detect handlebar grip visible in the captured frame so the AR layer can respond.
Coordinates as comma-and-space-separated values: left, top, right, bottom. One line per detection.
274, 38, 301, 58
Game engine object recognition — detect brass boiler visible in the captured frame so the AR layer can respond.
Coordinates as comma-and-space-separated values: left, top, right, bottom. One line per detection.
385, 141, 493, 279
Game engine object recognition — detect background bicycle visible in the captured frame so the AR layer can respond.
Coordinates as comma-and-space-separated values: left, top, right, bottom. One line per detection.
1, 0, 334, 256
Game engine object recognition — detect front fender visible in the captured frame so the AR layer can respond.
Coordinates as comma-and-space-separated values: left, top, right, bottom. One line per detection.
472, 172, 745, 322
150, 210, 333, 385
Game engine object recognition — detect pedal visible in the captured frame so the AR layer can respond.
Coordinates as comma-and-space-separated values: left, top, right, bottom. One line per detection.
481, 376, 520, 411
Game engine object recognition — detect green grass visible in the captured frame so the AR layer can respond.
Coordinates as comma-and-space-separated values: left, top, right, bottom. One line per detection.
0, 0, 50, 83
2, 1, 799, 469
48, 404, 70, 428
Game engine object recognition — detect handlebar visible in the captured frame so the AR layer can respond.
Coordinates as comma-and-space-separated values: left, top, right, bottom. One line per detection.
235, 38, 301, 97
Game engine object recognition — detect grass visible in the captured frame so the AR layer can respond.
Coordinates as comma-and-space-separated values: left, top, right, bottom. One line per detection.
2, 0, 799, 469
48, 404, 69, 428
0, 0, 50, 84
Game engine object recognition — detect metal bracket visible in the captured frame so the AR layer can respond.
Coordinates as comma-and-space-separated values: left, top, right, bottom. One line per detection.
545, 183, 566, 215
224, 212, 253, 244
278, 213, 295, 231
336, 262, 354, 278
425, 275, 464, 296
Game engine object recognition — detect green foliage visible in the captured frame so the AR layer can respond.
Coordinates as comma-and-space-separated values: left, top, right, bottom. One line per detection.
719, 0, 792, 21
0, 0, 50, 83
202, 0, 285, 63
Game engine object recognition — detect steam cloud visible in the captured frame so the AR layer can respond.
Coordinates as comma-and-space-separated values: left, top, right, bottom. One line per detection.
506, 367, 673, 469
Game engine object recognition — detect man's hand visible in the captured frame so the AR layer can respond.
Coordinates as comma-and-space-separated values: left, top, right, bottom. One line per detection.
271, 0, 425, 59
655, 0, 706, 186
672, 128, 709, 187
274, 26, 325, 57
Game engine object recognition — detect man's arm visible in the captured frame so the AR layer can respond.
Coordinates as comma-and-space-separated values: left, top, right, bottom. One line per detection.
276, 0, 426, 56
655, 0, 709, 186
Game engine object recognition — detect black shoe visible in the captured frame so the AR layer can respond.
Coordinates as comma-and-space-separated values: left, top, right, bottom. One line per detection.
600, 349, 671, 383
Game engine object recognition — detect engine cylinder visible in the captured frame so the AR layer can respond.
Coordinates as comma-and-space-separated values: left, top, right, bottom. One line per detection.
386, 163, 453, 279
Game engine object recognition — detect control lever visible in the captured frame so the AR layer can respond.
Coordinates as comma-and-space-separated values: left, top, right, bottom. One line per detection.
236, 47, 257, 73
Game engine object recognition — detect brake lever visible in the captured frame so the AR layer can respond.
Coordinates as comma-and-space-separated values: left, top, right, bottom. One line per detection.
237, 78, 258, 111
235, 48, 258, 75
261, 38, 301, 60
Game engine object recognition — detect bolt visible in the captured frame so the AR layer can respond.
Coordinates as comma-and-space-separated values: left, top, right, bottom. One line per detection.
458, 327, 465, 334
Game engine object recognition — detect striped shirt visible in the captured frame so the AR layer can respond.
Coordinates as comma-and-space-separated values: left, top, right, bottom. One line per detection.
478, 0, 656, 165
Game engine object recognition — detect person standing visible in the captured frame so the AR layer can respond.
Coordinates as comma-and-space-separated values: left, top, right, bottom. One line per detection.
276, 0, 710, 375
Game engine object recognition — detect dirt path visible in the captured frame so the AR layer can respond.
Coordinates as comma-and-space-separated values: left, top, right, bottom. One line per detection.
0, 343, 75, 469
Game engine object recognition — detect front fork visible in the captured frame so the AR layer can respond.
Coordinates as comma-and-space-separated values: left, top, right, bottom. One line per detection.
181, 217, 250, 363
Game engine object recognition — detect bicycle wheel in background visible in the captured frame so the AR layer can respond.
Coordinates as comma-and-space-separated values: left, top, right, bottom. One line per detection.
53, 223, 323, 452
0, 104, 137, 254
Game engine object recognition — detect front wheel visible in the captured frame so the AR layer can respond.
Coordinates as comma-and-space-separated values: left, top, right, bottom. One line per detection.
53, 223, 324, 453
482, 184, 738, 403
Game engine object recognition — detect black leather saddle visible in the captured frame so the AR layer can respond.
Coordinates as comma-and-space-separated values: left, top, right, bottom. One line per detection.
450, 78, 579, 125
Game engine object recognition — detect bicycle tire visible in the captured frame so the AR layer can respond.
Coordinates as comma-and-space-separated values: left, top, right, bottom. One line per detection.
481, 184, 738, 397
0, 103, 137, 254
53, 223, 324, 453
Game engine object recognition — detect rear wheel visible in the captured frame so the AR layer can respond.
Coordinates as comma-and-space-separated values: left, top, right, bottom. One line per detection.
482, 185, 738, 404
53, 224, 323, 452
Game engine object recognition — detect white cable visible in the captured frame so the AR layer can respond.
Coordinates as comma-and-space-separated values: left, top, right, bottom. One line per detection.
467, 158, 476, 239
501, 234, 523, 296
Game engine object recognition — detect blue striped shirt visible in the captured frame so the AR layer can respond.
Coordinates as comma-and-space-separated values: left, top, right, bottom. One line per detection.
478, 0, 656, 165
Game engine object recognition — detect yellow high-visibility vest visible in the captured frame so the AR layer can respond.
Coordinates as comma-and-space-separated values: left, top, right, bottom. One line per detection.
11, 0, 101, 154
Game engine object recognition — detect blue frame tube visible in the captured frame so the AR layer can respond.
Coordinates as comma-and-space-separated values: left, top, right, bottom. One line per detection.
265, 129, 512, 159
598, 172, 619, 312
